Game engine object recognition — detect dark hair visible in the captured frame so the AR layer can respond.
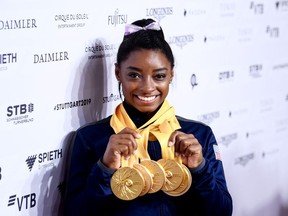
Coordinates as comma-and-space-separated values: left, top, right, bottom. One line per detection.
116, 18, 175, 69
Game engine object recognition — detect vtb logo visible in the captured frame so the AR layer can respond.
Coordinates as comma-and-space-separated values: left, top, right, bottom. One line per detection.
7, 103, 34, 117
7, 193, 36, 211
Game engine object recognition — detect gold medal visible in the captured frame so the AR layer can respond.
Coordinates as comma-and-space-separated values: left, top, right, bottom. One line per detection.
134, 163, 153, 196
111, 166, 144, 200
157, 158, 184, 192
140, 160, 165, 193
164, 164, 192, 196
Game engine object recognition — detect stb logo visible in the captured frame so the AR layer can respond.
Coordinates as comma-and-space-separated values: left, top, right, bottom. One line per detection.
7, 103, 34, 117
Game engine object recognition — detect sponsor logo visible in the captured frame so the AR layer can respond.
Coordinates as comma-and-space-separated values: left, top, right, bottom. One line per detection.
7, 193, 36, 211
249, 64, 262, 78
0, 52, 17, 71
0, 53, 17, 64
276, 1, 288, 11
204, 34, 225, 43
275, 118, 288, 133
54, 98, 91, 111
262, 149, 279, 158
168, 34, 194, 49
25, 149, 63, 171
108, 9, 127, 27
246, 129, 264, 138
235, 153, 254, 166
33, 51, 69, 64
219, 70, 234, 82
6, 103, 34, 125
55, 13, 88, 29
146, 7, 173, 21
85, 42, 118, 59
184, 8, 206, 17
266, 26, 279, 38
250, 2, 264, 14
0, 19, 37, 30
103, 93, 122, 103
198, 111, 220, 125
228, 108, 248, 117
259, 98, 273, 113
238, 27, 253, 42
273, 63, 288, 70
219, 2, 236, 17
217, 133, 238, 147
190, 73, 198, 89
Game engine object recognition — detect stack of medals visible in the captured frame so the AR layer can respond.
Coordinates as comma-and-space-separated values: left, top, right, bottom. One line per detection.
110, 135, 192, 200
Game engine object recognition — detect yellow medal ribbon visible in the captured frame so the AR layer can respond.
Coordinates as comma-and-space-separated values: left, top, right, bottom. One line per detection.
110, 100, 181, 164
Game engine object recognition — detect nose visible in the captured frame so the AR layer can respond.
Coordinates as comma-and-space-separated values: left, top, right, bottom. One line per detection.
140, 77, 155, 93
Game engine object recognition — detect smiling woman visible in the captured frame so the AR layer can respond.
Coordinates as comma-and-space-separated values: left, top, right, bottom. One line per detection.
64, 18, 233, 216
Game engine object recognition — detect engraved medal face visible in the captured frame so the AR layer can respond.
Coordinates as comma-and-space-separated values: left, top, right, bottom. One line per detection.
157, 158, 184, 192
111, 167, 144, 200
134, 163, 153, 196
140, 160, 165, 193
164, 164, 192, 196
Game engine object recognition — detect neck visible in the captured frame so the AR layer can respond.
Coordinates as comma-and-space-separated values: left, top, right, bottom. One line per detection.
123, 100, 161, 128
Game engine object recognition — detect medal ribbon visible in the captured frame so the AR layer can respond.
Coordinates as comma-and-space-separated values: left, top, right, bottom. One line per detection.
110, 100, 181, 166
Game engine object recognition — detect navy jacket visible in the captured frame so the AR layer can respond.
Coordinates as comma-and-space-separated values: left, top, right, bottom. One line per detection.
64, 115, 233, 216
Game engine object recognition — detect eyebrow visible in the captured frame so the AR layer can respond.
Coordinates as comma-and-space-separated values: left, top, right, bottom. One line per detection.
126, 66, 169, 72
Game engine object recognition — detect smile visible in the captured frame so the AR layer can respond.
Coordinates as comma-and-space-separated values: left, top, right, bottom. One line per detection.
137, 95, 157, 102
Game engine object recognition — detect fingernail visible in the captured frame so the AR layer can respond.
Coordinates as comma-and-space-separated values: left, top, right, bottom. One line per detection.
125, 156, 130, 160
175, 152, 179, 157
136, 133, 141, 139
168, 141, 173, 147
133, 150, 137, 155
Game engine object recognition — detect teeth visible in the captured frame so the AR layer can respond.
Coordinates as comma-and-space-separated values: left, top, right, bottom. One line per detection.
138, 96, 156, 101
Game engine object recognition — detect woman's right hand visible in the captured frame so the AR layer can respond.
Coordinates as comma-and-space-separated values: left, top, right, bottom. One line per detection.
102, 127, 141, 169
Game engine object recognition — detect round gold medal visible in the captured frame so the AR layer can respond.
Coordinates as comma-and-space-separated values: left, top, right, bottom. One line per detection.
164, 164, 192, 196
111, 167, 144, 200
134, 163, 153, 196
157, 158, 184, 192
140, 160, 165, 193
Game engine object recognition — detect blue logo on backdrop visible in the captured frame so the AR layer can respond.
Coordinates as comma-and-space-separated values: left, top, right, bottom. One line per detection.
25, 149, 63, 171
7, 193, 37, 211
6, 103, 34, 125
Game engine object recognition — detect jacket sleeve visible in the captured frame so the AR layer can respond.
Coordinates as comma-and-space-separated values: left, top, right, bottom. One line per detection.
190, 126, 233, 216
64, 129, 115, 216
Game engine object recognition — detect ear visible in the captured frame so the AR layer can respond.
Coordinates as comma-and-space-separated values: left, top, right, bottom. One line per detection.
170, 70, 174, 83
115, 63, 121, 81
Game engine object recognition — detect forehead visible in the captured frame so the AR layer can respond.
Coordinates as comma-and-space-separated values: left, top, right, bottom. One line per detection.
123, 49, 171, 68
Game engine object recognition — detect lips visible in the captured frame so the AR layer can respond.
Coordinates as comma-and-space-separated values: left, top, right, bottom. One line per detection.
137, 95, 157, 102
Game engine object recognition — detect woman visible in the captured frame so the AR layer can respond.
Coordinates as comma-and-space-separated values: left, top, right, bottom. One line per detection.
64, 18, 233, 216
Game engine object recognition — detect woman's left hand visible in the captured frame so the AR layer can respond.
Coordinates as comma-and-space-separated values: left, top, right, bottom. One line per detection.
168, 131, 203, 169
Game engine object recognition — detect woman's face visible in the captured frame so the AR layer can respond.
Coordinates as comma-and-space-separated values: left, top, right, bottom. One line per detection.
115, 49, 174, 113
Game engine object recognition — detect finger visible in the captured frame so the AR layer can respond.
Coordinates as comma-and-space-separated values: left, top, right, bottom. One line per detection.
168, 130, 184, 148
117, 135, 138, 156
119, 127, 141, 139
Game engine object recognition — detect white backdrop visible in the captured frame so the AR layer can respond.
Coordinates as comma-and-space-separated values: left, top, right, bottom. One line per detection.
1, 0, 288, 215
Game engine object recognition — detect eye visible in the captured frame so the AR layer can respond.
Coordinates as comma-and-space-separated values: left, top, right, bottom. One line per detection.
128, 72, 141, 79
154, 73, 167, 80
